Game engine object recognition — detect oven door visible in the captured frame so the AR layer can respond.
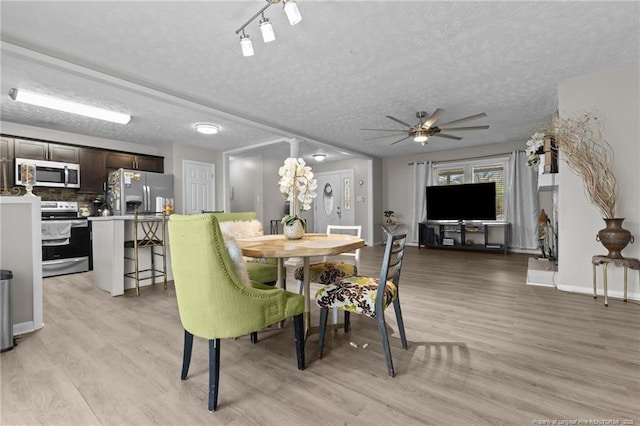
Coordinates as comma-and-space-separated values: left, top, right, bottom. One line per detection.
42, 219, 90, 277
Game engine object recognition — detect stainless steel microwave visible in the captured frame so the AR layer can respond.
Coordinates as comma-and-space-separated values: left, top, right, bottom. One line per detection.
15, 158, 81, 189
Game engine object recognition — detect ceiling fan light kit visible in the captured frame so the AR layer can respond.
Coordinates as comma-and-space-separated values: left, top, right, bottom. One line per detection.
9, 88, 131, 124
235, 0, 301, 57
362, 109, 489, 147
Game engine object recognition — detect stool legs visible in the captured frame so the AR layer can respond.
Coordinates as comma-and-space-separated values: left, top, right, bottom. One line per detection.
624, 266, 628, 302
603, 263, 608, 307
592, 264, 597, 299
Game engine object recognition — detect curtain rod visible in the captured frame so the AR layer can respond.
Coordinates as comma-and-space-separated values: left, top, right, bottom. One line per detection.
407, 151, 521, 166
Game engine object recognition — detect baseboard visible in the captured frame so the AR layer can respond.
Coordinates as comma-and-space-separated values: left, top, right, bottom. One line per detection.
556, 284, 640, 302
13, 320, 43, 336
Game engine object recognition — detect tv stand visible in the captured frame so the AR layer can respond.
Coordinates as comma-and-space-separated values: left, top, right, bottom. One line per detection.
419, 221, 510, 254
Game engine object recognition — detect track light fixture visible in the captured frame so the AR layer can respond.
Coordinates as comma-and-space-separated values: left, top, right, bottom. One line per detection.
235, 0, 302, 56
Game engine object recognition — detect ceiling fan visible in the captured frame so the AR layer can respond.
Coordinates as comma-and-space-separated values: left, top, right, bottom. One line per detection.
361, 109, 489, 146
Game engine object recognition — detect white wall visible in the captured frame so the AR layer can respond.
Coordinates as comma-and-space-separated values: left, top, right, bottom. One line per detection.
557, 64, 640, 299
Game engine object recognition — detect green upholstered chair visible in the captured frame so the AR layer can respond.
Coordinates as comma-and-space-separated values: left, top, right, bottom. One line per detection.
205, 211, 279, 286
168, 214, 305, 412
315, 228, 408, 377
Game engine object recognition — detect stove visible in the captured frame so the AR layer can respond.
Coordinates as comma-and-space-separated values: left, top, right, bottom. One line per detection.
40, 201, 90, 277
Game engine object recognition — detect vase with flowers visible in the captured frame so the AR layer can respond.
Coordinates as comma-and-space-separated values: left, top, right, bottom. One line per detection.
549, 112, 633, 258
525, 132, 545, 168
278, 157, 318, 240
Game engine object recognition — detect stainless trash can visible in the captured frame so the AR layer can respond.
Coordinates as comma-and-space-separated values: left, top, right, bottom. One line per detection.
1, 269, 14, 352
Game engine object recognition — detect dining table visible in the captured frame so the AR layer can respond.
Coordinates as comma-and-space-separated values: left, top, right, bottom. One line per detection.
236, 233, 365, 336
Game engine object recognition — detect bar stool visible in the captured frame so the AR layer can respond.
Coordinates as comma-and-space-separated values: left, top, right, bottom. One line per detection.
124, 211, 168, 296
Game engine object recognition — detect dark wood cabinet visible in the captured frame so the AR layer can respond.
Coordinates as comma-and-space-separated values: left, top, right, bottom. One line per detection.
14, 138, 79, 162
79, 148, 107, 193
0, 136, 14, 190
135, 155, 163, 173
106, 151, 163, 172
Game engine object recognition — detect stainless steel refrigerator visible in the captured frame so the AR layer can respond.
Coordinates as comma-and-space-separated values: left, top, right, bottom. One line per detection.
108, 169, 173, 216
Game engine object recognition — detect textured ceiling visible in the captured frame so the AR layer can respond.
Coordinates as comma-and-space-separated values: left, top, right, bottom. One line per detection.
1, 1, 638, 162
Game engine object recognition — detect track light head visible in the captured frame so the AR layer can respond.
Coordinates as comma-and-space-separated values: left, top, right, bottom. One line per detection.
259, 15, 275, 43
240, 31, 254, 57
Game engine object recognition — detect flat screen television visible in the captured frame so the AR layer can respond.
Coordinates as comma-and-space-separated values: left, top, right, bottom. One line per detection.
426, 182, 497, 221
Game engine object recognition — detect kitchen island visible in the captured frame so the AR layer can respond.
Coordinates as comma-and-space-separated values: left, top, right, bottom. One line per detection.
89, 215, 172, 296
0, 196, 43, 335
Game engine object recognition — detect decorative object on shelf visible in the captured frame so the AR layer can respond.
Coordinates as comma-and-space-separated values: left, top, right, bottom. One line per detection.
384, 210, 396, 224
234, 0, 302, 57
550, 111, 634, 258
596, 218, 634, 259
278, 157, 317, 240
20, 164, 36, 197
525, 132, 545, 168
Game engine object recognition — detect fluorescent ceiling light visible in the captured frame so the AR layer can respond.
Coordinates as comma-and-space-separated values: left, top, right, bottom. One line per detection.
9, 88, 131, 124
195, 123, 220, 135
312, 153, 326, 161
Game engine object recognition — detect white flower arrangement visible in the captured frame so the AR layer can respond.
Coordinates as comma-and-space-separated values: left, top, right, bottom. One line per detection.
278, 157, 318, 226
525, 132, 545, 167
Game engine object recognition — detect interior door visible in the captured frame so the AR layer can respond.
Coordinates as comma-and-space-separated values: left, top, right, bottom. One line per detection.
183, 160, 215, 214
314, 170, 354, 232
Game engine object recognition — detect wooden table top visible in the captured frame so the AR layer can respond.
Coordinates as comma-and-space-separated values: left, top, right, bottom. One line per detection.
236, 233, 365, 259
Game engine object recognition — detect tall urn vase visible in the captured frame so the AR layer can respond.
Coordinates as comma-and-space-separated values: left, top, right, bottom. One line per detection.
596, 218, 634, 259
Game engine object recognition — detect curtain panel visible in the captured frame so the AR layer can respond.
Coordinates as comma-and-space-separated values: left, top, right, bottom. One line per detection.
506, 150, 539, 249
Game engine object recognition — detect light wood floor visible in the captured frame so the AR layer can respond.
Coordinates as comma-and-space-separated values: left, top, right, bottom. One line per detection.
2, 246, 639, 425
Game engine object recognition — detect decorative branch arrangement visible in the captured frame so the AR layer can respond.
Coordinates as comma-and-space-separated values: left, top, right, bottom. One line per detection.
550, 112, 618, 218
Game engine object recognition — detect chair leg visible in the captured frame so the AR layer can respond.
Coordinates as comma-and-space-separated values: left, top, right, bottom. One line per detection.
393, 299, 408, 350
318, 308, 329, 359
250, 332, 258, 344
296, 279, 303, 294
344, 311, 351, 333
134, 246, 140, 297
377, 315, 395, 377
181, 330, 193, 380
293, 313, 305, 370
208, 339, 221, 412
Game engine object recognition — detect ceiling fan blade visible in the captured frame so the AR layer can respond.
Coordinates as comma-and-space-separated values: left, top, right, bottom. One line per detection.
360, 128, 406, 132
436, 125, 490, 132
423, 108, 444, 128
390, 136, 411, 145
386, 115, 414, 128
432, 133, 463, 140
364, 133, 406, 141
438, 112, 487, 128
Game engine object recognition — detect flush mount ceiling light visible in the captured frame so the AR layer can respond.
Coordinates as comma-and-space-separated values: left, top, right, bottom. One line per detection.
235, 0, 301, 56
9, 88, 131, 124
312, 153, 326, 162
195, 123, 220, 135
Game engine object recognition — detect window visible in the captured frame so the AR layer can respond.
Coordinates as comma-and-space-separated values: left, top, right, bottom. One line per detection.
433, 157, 508, 220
